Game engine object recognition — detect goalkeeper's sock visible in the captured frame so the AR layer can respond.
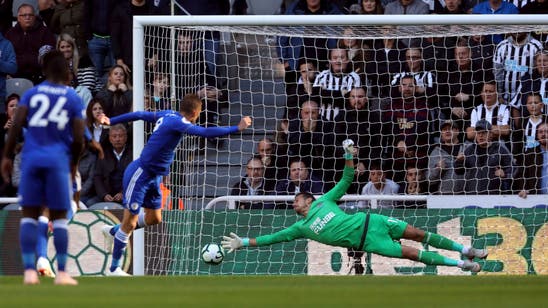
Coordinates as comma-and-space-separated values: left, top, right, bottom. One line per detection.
20, 218, 38, 270
110, 229, 129, 272
52, 219, 69, 272
418, 250, 459, 267
36, 216, 49, 259
422, 232, 464, 253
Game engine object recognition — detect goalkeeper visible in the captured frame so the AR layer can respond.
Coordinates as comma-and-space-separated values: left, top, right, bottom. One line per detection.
222, 140, 488, 272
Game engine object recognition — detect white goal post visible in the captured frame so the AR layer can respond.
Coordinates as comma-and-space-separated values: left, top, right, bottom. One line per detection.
132, 15, 548, 276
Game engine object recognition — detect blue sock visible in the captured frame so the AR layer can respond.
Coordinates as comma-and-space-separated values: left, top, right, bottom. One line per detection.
110, 229, 129, 272
109, 224, 120, 236
52, 219, 69, 272
36, 216, 49, 259
20, 218, 38, 270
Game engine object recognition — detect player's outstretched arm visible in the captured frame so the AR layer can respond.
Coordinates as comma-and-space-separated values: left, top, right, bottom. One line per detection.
185, 116, 253, 138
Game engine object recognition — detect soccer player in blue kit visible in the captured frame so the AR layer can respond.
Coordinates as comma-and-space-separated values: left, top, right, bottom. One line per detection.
1, 50, 85, 285
100, 93, 252, 275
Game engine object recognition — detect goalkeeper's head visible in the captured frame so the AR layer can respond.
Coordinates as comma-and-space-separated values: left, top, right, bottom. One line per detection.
293, 192, 315, 216
180, 93, 202, 123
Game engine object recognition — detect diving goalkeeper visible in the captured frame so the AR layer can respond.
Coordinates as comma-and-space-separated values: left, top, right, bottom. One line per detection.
222, 140, 488, 272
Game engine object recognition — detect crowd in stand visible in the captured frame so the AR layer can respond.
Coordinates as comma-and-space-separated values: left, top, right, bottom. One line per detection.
1, 0, 548, 209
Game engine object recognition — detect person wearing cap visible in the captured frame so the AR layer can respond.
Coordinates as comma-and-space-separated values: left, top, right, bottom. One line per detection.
5, 3, 56, 84
456, 119, 514, 194
427, 120, 465, 194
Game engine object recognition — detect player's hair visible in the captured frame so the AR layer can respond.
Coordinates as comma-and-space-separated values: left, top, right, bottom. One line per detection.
42, 50, 69, 83
296, 192, 316, 202
180, 93, 202, 114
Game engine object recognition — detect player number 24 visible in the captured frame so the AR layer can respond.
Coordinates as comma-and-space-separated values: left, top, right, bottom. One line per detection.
29, 94, 69, 130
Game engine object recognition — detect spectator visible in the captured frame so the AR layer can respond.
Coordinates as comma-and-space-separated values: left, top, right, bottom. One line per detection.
255, 137, 288, 189
92, 124, 132, 205
277, 0, 342, 71
38, 0, 55, 27
231, 157, 275, 209
110, 0, 152, 74
511, 50, 548, 116
334, 87, 382, 166
438, 40, 484, 129
398, 163, 427, 208
0, 93, 20, 196
6, 3, 56, 84
515, 121, 548, 198
427, 120, 465, 194
434, 0, 466, 13
494, 32, 543, 107
472, 0, 519, 43
357, 161, 399, 209
456, 119, 514, 194
368, 29, 406, 98
391, 47, 437, 103
85, 97, 109, 149
84, 0, 122, 85
520, 0, 548, 14
0, 0, 13, 35
146, 72, 172, 111
57, 33, 97, 94
176, 0, 230, 86
286, 99, 336, 185
382, 75, 431, 184
384, 0, 429, 15
512, 93, 548, 166
275, 158, 325, 200
284, 58, 318, 121
312, 47, 362, 121
0, 30, 17, 107
420, 35, 455, 73
78, 144, 98, 206
348, 0, 384, 14
468, 35, 495, 75
337, 27, 371, 78
94, 65, 132, 118
466, 80, 510, 142
50, 0, 87, 57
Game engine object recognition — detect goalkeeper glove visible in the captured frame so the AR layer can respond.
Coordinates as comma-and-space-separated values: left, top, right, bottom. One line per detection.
221, 232, 249, 253
342, 139, 355, 160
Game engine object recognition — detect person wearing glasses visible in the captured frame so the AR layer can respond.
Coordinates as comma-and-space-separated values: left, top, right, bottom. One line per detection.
5, 3, 56, 84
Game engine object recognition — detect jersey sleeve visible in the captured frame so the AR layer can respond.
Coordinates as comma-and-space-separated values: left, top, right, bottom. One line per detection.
254, 224, 303, 246
110, 111, 158, 125
179, 121, 239, 138
317, 165, 354, 203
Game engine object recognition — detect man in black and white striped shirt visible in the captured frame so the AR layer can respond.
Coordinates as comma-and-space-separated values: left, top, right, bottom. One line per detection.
312, 48, 361, 121
493, 32, 543, 105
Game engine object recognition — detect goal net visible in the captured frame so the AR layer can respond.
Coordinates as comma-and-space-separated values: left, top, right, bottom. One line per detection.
133, 15, 548, 275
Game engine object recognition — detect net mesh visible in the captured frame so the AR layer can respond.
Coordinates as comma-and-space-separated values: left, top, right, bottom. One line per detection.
137, 21, 548, 275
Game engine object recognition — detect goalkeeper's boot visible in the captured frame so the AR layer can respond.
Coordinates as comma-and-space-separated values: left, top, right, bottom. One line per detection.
54, 271, 78, 285
461, 260, 481, 273
37, 257, 56, 278
106, 267, 131, 277
101, 225, 114, 253
464, 247, 488, 260
23, 269, 40, 285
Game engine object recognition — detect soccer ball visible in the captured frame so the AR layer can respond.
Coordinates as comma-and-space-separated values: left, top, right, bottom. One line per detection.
201, 243, 224, 265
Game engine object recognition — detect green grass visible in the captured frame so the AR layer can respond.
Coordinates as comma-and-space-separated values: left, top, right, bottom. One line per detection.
1, 275, 547, 308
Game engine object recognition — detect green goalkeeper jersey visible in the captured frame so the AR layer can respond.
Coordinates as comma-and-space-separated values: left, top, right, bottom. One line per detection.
255, 165, 367, 249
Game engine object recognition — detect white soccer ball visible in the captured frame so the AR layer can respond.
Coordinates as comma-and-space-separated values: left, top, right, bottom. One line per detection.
201, 243, 224, 265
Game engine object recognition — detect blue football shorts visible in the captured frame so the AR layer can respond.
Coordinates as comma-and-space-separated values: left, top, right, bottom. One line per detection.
123, 160, 162, 215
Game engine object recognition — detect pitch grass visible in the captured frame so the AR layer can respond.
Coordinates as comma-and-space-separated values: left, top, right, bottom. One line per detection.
1, 275, 547, 308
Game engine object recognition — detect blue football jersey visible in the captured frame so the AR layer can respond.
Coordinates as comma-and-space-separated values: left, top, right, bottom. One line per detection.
20, 81, 85, 161
111, 110, 239, 175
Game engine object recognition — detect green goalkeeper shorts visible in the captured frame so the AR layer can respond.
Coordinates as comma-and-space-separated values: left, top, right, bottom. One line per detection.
362, 214, 408, 258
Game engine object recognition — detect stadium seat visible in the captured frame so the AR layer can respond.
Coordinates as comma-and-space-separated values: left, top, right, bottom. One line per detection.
87, 202, 124, 210
6, 78, 34, 97
2, 203, 21, 210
